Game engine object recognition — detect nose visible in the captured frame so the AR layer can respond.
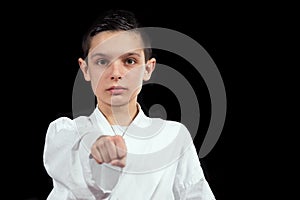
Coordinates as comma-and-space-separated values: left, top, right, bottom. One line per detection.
109, 61, 124, 80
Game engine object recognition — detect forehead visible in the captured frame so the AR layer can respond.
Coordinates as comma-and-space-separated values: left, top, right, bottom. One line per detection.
89, 31, 145, 58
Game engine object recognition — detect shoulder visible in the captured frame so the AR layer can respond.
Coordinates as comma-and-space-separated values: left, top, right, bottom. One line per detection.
45, 115, 96, 144
48, 117, 76, 132
152, 117, 190, 134
47, 114, 95, 135
147, 117, 192, 143
163, 119, 187, 129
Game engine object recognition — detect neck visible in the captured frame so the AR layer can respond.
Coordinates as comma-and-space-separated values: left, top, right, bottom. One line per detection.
98, 100, 139, 126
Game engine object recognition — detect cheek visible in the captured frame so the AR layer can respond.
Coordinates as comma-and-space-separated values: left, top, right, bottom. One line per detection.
90, 70, 105, 94
126, 67, 144, 84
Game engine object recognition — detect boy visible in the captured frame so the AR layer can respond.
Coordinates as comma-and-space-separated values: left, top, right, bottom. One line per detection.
43, 9, 216, 199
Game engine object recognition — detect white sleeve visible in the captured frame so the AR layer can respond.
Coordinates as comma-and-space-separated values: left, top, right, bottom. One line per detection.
43, 117, 113, 200
173, 125, 216, 200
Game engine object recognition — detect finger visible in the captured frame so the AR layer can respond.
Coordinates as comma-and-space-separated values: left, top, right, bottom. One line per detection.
113, 136, 127, 158
98, 145, 110, 163
110, 156, 126, 168
104, 138, 117, 161
91, 135, 108, 164
115, 146, 127, 159
91, 144, 103, 164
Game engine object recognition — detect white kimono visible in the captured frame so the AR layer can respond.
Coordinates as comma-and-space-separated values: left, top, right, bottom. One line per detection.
43, 105, 216, 200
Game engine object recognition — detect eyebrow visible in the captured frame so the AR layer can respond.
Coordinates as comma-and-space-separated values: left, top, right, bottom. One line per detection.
90, 53, 108, 59
90, 52, 142, 59
122, 52, 141, 57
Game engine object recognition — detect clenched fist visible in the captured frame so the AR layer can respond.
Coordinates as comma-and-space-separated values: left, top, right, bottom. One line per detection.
91, 135, 127, 168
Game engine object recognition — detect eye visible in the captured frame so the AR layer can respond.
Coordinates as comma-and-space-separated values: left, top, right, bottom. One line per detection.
125, 58, 136, 65
96, 59, 109, 66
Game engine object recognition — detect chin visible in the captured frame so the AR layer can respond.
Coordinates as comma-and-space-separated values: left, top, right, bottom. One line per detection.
110, 98, 130, 107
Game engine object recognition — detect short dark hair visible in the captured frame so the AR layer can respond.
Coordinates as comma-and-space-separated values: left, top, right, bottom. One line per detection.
81, 9, 152, 61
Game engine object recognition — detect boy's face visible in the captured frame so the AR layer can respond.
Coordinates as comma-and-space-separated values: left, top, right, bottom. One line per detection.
79, 30, 155, 107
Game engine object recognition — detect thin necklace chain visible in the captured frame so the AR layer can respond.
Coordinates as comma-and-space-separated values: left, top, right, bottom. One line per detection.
105, 104, 138, 137
110, 124, 130, 137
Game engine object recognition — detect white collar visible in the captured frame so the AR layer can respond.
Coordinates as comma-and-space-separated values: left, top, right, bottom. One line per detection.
92, 103, 151, 133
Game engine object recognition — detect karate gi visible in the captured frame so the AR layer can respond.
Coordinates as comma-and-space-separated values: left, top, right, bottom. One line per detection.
43, 104, 216, 199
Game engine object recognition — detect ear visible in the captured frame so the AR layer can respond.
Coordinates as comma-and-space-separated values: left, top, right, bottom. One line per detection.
78, 58, 91, 81
143, 58, 156, 81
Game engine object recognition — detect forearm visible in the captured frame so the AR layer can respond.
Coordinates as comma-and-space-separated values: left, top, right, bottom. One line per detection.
43, 118, 113, 199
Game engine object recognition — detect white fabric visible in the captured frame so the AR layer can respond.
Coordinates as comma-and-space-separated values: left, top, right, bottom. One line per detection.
43, 105, 216, 200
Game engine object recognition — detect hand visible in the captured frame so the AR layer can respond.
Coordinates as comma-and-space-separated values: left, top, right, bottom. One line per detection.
91, 135, 127, 168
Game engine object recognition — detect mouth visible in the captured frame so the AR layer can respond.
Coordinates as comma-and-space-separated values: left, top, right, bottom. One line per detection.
106, 86, 127, 95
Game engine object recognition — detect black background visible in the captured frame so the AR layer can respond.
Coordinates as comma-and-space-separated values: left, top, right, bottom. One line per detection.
2, 2, 280, 200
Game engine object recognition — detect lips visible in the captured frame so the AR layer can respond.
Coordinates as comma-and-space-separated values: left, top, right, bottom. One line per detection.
106, 86, 127, 95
